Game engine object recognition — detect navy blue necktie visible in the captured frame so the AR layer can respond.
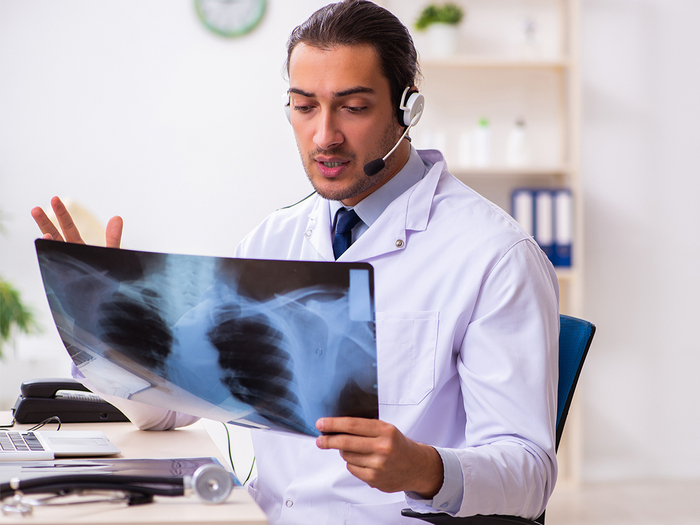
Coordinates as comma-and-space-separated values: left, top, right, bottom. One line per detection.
333, 208, 362, 259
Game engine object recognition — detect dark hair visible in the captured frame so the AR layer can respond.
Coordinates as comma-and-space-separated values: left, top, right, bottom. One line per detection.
285, 0, 421, 124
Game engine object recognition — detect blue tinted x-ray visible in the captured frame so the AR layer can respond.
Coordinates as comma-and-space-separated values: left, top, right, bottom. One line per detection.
35, 240, 378, 437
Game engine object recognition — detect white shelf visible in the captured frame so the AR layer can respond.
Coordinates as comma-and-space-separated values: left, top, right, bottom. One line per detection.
451, 165, 573, 178
420, 56, 573, 70
385, 0, 585, 485
555, 267, 577, 282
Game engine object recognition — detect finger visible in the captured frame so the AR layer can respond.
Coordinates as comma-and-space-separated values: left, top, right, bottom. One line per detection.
31, 206, 64, 242
345, 463, 379, 487
316, 417, 382, 437
345, 462, 399, 493
106, 216, 123, 248
316, 433, 377, 454
50, 196, 84, 244
339, 449, 377, 468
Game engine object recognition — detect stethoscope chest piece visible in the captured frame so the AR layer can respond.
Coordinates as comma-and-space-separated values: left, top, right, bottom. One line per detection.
186, 464, 234, 504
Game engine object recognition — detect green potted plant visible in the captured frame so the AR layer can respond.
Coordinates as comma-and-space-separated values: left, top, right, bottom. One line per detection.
415, 3, 465, 57
0, 216, 39, 358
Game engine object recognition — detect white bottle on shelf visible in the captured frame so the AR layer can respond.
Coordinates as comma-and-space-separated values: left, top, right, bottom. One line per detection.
472, 118, 491, 167
506, 118, 530, 167
520, 17, 540, 60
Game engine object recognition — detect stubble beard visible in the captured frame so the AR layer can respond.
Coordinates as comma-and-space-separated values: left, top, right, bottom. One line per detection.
300, 122, 402, 203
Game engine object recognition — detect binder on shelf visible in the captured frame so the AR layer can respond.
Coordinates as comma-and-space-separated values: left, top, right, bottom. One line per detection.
511, 189, 535, 237
553, 189, 572, 267
510, 188, 573, 268
535, 190, 555, 262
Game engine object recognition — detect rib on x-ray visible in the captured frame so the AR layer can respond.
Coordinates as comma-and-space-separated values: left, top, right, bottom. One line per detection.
35, 239, 378, 437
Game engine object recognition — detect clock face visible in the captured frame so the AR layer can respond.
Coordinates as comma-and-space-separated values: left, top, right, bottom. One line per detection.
194, 0, 267, 38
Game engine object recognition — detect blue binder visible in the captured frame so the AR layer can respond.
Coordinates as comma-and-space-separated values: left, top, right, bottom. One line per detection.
534, 190, 555, 262
510, 188, 573, 267
553, 189, 572, 267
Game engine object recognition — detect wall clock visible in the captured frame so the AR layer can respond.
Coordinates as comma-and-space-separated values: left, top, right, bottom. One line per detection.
194, 0, 267, 38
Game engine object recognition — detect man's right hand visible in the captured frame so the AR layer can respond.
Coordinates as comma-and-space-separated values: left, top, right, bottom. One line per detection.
31, 196, 123, 248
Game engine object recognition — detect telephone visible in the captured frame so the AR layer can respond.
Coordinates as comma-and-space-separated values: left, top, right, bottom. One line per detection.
12, 377, 129, 424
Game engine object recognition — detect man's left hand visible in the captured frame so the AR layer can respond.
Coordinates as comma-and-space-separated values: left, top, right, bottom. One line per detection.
315, 417, 443, 497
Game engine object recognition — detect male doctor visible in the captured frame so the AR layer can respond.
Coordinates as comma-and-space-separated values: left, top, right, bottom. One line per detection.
32, 1, 560, 523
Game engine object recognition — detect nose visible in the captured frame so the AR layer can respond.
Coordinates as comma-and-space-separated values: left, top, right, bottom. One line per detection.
313, 109, 344, 151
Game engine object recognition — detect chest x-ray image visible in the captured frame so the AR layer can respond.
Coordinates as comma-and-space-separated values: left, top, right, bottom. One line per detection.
35, 240, 378, 437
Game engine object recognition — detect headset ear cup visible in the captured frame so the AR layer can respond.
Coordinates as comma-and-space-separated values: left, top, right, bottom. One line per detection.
284, 93, 291, 124
402, 92, 425, 127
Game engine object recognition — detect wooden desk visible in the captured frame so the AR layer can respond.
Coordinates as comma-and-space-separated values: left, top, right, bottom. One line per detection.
0, 416, 267, 525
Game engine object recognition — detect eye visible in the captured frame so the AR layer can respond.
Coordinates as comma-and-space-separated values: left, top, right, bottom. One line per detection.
344, 106, 367, 114
293, 105, 314, 114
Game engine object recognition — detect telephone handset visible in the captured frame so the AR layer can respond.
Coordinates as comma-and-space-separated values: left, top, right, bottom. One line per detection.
12, 377, 129, 424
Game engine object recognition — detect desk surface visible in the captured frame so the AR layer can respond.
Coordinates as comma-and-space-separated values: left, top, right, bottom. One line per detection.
0, 415, 267, 525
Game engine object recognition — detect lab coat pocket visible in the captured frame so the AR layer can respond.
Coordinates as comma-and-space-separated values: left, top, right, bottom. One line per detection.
375, 311, 438, 405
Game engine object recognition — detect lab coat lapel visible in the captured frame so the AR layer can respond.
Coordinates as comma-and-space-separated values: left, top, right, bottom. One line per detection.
342, 157, 445, 261
303, 198, 335, 261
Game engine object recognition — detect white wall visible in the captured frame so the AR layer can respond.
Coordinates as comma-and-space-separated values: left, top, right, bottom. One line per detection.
2, 0, 700, 483
580, 0, 700, 480
0, 0, 329, 405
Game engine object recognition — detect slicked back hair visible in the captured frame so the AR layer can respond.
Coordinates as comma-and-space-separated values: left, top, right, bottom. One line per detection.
286, 0, 420, 125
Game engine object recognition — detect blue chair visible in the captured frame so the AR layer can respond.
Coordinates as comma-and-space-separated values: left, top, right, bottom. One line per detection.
402, 314, 596, 525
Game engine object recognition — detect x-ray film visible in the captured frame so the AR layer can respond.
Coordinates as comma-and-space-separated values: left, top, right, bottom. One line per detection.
35, 240, 378, 437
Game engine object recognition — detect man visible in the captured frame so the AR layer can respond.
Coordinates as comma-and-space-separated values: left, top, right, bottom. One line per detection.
32, 1, 560, 523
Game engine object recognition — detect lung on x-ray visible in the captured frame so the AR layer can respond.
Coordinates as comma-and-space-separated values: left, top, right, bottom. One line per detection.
35, 239, 378, 437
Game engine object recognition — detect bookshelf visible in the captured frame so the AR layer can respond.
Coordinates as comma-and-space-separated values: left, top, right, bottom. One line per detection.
377, 0, 584, 484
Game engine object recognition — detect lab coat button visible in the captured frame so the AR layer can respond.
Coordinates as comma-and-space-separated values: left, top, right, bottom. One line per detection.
305, 229, 313, 238
395, 239, 404, 248
285, 499, 294, 508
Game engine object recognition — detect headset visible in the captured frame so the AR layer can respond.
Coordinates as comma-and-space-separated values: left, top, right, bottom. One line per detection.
396, 86, 425, 129
284, 86, 424, 176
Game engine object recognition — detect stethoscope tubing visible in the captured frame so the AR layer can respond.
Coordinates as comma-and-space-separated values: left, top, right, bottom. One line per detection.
0, 474, 185, 498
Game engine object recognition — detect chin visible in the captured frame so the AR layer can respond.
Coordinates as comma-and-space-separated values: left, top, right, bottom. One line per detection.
306, 163, 379, 203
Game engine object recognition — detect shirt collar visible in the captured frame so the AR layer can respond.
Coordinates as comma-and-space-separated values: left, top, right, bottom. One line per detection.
329, 146, 429, 227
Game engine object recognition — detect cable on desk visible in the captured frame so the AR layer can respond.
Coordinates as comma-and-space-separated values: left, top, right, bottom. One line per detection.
244, 457, 255, 485
221, 422, 255, 485
223, 421, 236, 475
27, 416, 61, 431
1, 415, 61, 430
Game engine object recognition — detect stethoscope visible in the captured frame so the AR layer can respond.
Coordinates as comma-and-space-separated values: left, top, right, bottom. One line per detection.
1, 463, 234, 516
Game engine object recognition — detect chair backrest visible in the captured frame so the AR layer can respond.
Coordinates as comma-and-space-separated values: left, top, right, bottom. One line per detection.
555, 314, 595, 450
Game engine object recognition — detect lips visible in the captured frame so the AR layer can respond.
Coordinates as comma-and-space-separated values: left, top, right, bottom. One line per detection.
314, 156, 350, 177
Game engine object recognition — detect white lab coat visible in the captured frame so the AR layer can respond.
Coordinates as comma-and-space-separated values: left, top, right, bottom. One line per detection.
81, 150, 559, 523
233, 150, 560, 524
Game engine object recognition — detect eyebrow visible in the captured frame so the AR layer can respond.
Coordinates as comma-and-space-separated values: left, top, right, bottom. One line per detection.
288, 86, 376, 99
